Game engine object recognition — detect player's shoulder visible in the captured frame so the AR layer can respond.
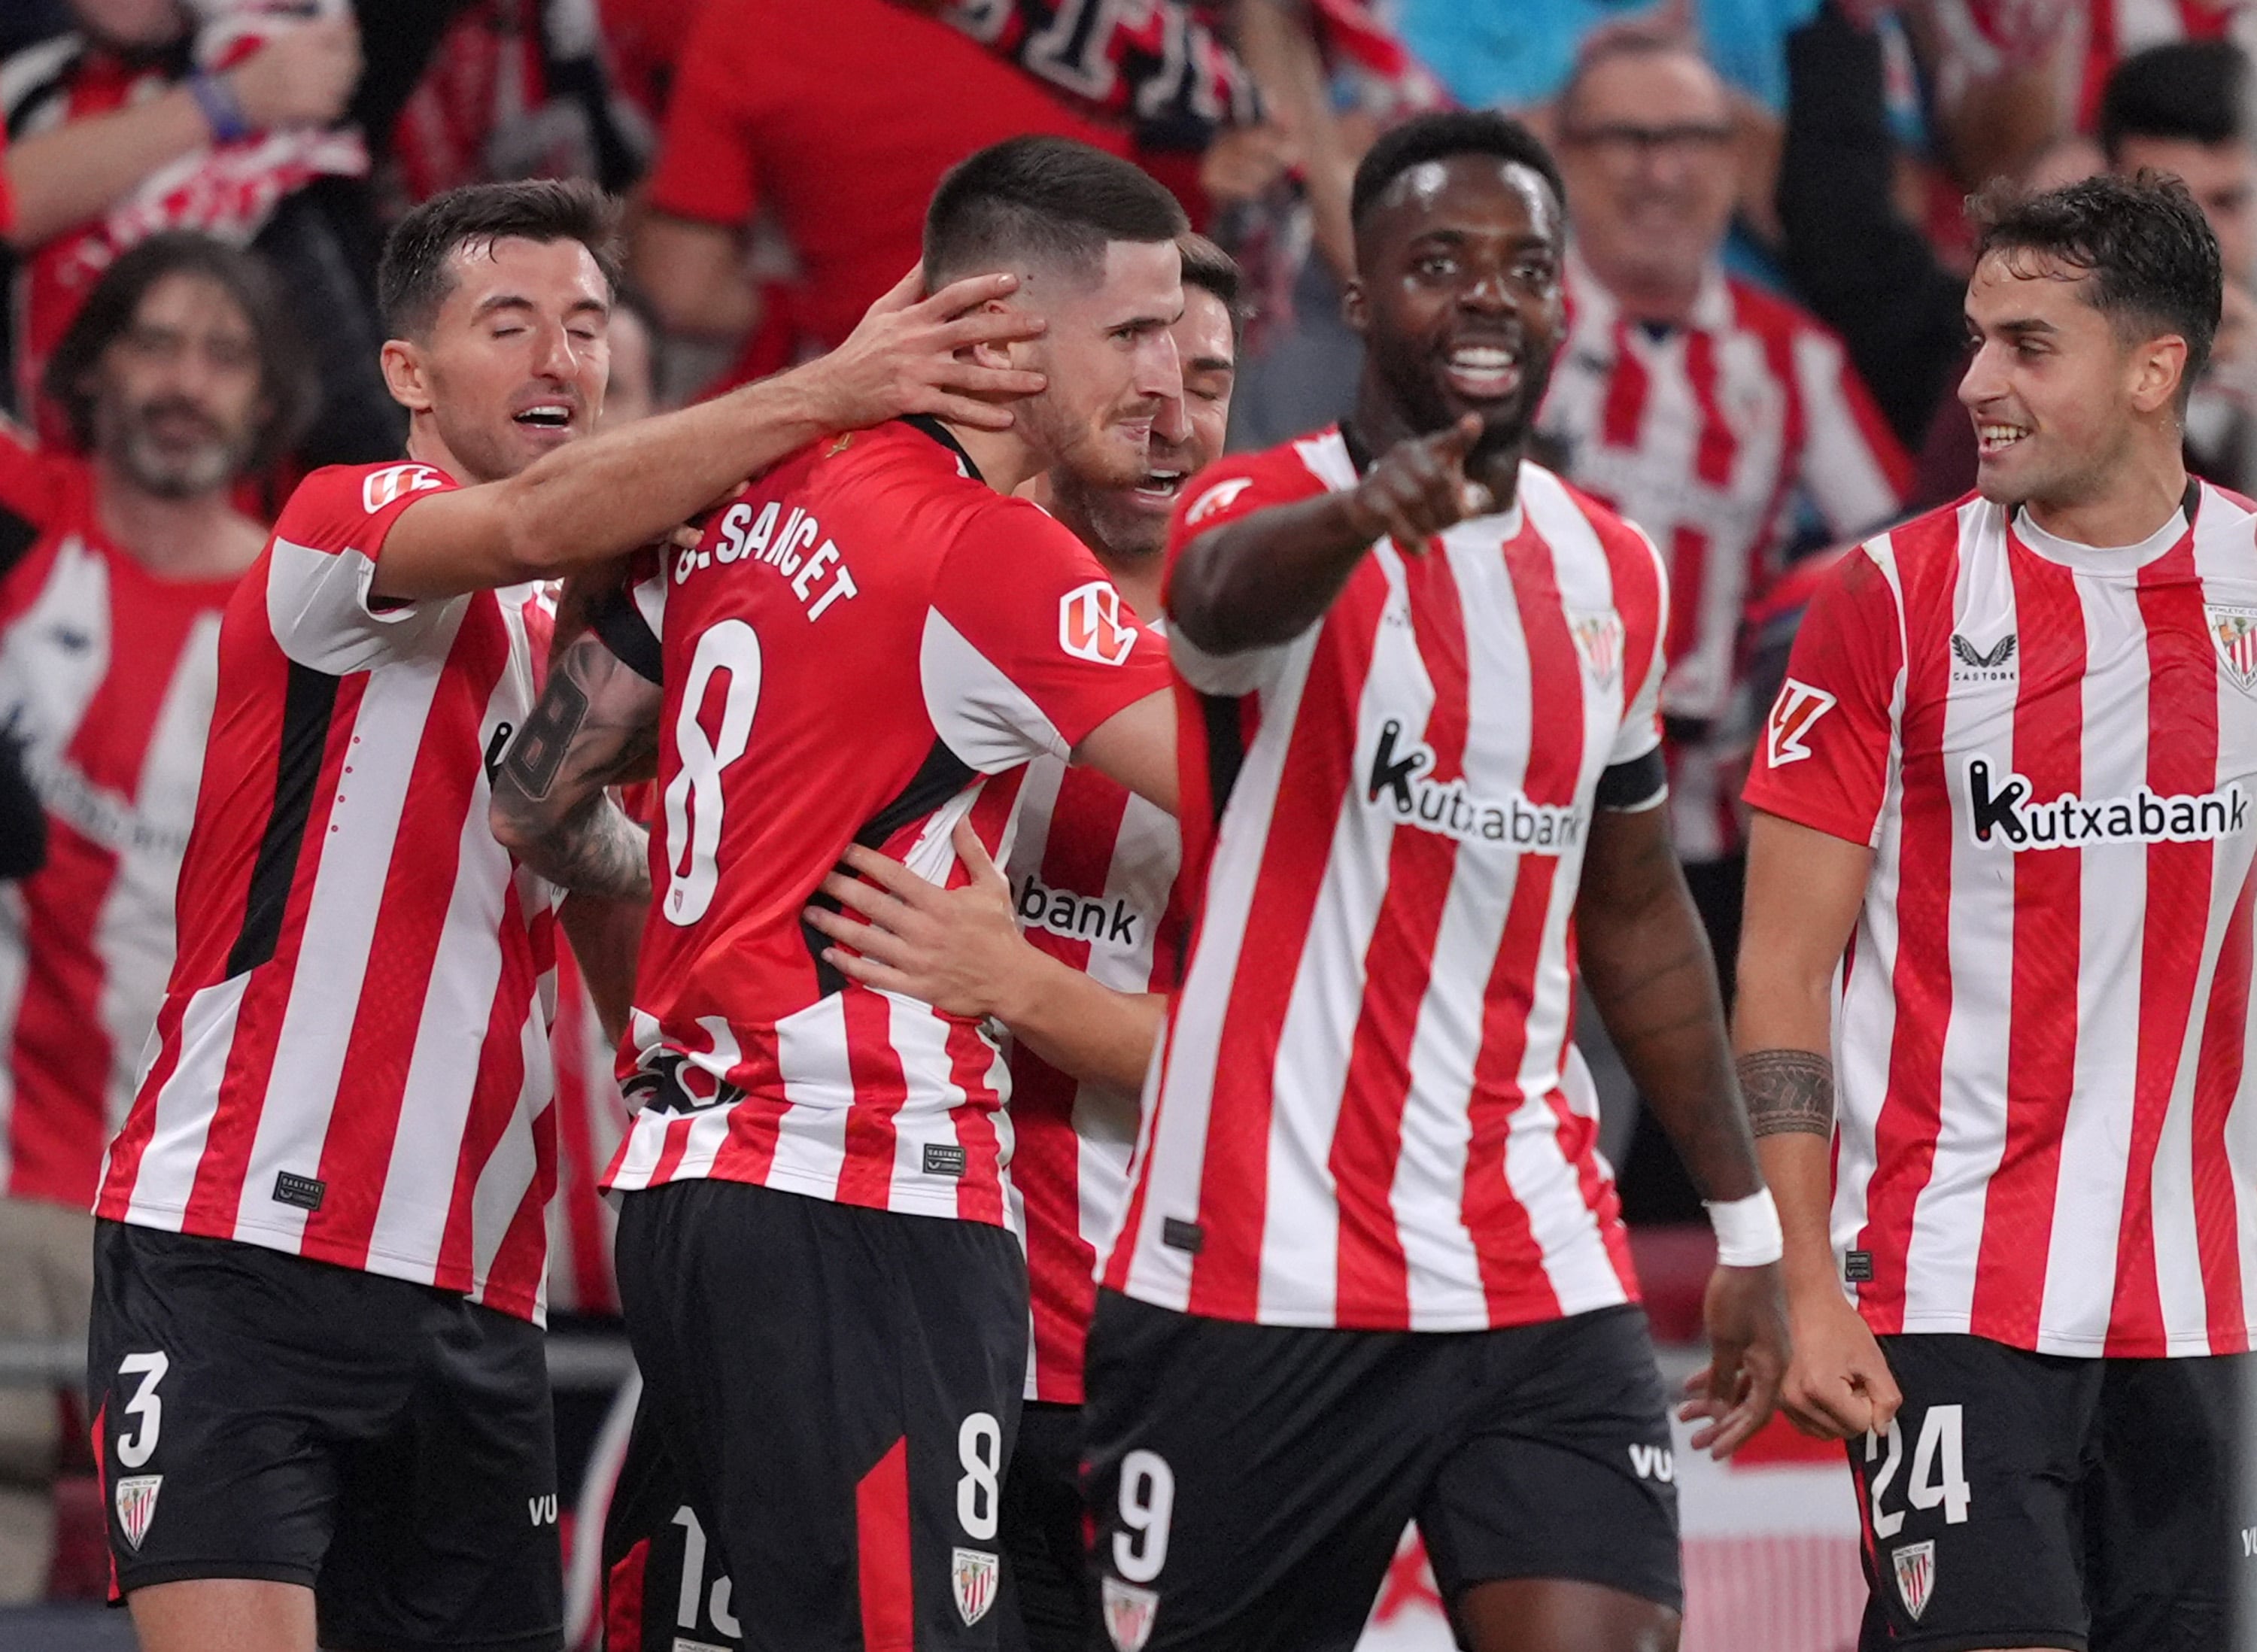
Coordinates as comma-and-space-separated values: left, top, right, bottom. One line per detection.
274, 461, 456, 545
1519, 460, 1660, 567
1178, 427, 1349, 533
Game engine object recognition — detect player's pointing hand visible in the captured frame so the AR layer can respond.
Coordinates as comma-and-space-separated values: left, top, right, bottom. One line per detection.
1678, 1257, 1791, 1458
807, 266, 1050, 435
1343, 414, 1493, 551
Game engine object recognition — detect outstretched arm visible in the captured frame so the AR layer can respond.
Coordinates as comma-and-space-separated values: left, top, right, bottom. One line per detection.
372, 269, 1048, 600
1574, 798, 1788, 1458
1733, 808, 1900, 1441
491, 632, 661, 900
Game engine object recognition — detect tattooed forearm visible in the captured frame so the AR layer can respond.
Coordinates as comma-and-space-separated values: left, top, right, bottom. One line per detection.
538, 800, 652, 903
491, 634, 664, 900
1736, 1049, 1835, 1139
502, 673, 588, 801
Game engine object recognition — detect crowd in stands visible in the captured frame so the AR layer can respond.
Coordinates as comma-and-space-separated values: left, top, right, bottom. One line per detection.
0, 0, 2249, 1610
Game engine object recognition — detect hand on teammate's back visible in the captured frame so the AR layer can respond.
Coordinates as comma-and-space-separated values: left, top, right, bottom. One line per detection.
1678, 1259, 1791, 1458
226, 14, 363, 132
803, 268, 1051, 433
805, 821, 1025, 1020
1343, 414, 1498, 551
1777, 1285, 1903, 1441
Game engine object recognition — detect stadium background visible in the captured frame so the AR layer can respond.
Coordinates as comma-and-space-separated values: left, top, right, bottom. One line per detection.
2, 1, 2253, 1647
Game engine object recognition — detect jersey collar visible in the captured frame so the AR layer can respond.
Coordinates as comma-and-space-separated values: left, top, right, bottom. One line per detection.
898, 415, 986, 485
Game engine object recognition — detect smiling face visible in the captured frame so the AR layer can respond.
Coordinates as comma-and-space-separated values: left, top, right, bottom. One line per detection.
1347, 154, 1565, 454
381, 235, 611, 484
1013, 238, 1186, 493
1050, 283, 1237, 559
88, 270, 266, 499
1959, 248, 2187, 510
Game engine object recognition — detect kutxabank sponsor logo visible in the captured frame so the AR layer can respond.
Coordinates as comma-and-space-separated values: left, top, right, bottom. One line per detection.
1366, 720, 1582, 852
1964, 755, 2249, 849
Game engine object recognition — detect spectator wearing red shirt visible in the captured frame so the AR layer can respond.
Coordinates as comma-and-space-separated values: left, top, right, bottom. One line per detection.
630, 0, 1140, 368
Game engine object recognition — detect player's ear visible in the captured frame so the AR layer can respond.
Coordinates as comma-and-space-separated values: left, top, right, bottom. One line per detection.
964, 300, 1029, 372
1341, 278, 1369, 339
2127, 332, 2189, 418
380, 338, 434, 415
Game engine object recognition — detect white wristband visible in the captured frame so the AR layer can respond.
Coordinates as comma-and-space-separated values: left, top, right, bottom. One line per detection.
1705, 1188, 1784, 1268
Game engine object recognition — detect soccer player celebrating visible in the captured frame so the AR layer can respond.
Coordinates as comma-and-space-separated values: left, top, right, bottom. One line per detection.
87, 177, 1043, 1652
1085, 110, 1788, 1652
797, 234, 1240, 1652
1739, 175, 2257, 1650
490, 137, 1185, 1650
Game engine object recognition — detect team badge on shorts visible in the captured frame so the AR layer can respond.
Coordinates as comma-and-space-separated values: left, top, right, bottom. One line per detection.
2209, 605, 2257, 693
1103, 1576, 1160, 1652
1891, 1538, 1937, 1621
952, 1547, 999, 1626
114, 1474, 162, 1553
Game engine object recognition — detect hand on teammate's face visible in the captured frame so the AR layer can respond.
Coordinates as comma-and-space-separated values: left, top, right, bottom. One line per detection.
803, 820, 1027, 1019
1775, 1285, 1902, 1442
1344, 414, 1494, 552
1678, 1259, 1791, 1458
810, 267, 1050, 435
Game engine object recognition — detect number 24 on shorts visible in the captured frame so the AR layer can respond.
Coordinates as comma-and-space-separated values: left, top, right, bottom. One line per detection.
1865, 1404, 1972, 1538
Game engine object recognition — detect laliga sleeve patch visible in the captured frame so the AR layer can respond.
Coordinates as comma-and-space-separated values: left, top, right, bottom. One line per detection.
360, 463, 448, 515
1765, 679, 1837, 767
1060, 581, 1138, 667
1183, 475, 1253, 526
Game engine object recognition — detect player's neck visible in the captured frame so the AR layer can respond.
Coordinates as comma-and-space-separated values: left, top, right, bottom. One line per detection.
405, 418, 478, 487
1027, 474, 1166, 620
93, 460, 262, 582
940, 421, 1042, 497
2019, 448, 2191, 551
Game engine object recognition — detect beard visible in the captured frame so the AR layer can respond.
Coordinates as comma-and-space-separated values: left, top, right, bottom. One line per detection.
1046, 466, 1168, 563
100, 398, 251, 498
1017, 393, 1150, 493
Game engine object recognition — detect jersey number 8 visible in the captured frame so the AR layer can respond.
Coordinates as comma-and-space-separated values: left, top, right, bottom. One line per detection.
664, 621, 762, 927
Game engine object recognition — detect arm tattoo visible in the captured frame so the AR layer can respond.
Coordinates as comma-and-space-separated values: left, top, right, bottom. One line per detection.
502, 672, 588, 801
1737, 1049, 1836, 1139
493, 636, 661, 902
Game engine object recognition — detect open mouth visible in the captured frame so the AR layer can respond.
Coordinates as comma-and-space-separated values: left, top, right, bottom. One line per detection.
1442, 343, 1522, 402
513, 402, 573, 433
1976, 421, 2029, 456
1131, 469, 1186, 508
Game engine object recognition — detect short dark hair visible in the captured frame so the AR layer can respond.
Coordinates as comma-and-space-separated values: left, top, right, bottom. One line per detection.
922, 137, 1189, 289
1350, 111, 1568, 231
1971, 171, 2222, 403
1176, 232, 1245, 345
43, 232, 314, 472
2099, 40, 2248, 162
378, 178, 623, 339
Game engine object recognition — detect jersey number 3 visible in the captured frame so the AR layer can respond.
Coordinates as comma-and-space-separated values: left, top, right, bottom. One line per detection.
664, 621, 763, 927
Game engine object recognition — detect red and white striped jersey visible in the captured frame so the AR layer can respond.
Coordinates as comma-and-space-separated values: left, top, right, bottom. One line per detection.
1105, 428, 1667, 1331
0, 433, 236, 1209
1004, 732, 1183, 1403
98, 461, 563, 1324
545, 947, 629, 1315
598, 419, 1169, 1228
1539, 251, 1912, 861
1744, 485, 2257, 1358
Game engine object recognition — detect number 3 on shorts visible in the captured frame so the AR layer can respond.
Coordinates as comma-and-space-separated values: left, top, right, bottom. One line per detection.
1112, 1450, 1174, 1584
114, 1351, 170, 1470
1864, 1403, 1972, 1538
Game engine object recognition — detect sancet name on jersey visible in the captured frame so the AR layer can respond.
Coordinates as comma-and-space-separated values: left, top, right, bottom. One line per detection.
676, 497, 861, 622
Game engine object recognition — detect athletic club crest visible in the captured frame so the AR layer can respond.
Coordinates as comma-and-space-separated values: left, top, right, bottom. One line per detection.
2209, 604, 2257, 692
1102, 1575, 1160, 1652
114, 1474, 162, 1553
952, 1547, 998, 1626
1568, 611, 1624, 690
1891, 1539, 1937, 1621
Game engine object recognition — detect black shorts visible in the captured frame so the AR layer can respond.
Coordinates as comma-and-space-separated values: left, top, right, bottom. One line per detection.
600, 1394, 737, 1652
614, 1180, 1028, 1652
1082, 1292, 1680, 1652
1851, 1334, 2255, 1652
86, 1219, 561, 1652
995, 1401, 1089, 1652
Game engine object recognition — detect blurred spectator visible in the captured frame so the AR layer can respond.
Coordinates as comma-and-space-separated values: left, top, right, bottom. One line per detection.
0, 231, 308, 1602
2077, 0, 2257, 124
630, 0, 1144, 375
1541, 33, 1910, 934
0, 1, 393, 469
0, 126, 39, 889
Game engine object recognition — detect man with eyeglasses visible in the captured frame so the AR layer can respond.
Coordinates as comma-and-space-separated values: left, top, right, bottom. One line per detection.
1538, 31, 1911, 1003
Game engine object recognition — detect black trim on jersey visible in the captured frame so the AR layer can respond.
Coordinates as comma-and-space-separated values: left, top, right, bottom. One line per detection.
224, 664, 339, 979
0, 504, 38, 583
899, 415, 986, 485
800, 739, 981, 995
2184, 475, 2202, 527
1594, 748, 1668, 812
1200, 693, 1247, 824
591, 583, 664, 684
